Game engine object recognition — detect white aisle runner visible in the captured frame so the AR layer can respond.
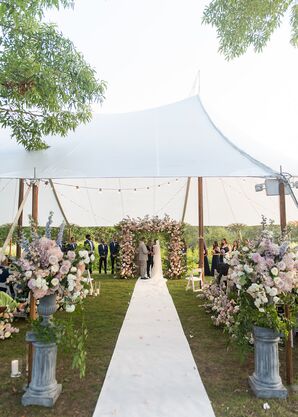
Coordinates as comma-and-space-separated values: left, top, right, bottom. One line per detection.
93, 275, 216, 417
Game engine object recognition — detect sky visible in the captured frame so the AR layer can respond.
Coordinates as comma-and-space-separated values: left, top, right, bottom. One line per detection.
45, 0, 298, 174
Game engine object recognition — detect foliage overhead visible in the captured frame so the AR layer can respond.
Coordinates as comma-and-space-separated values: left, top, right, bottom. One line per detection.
0, 0, 106, 150
203, 0, 298, 60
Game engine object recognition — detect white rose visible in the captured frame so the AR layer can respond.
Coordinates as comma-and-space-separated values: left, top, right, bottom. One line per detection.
269, 287, 278, 297
35, 277, 42, 289
244, 264, 253, 274
65, 304, 75, 313
4, 331, 11, 338
70, 267, 77, 273
273, 296, 280, 304
67, 274, 76, 281
271, 267, 279, 277
90, 254, 95, 262
84, 257, 90, 264
79, 250, 88, 258
49, 255, 58, 265
25, 270, 32, 278
242, 246, 249, 252
84, 289, 89, 295
51, 278, 59, 287
51, 264, 59, 273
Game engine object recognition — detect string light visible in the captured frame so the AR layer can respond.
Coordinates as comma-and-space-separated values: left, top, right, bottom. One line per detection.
40, 178, 180, 192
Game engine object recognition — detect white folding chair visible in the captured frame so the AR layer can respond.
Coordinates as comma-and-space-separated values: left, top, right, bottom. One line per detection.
186, 268, 203, 293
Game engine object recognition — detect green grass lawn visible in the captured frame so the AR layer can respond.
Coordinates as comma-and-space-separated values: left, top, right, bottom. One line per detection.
168, 279, 298, 417
0, 275, 136, 417
1, 277, 298, 417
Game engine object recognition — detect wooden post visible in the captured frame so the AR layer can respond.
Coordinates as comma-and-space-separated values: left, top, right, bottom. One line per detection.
198, 177, 204, 281
28, 182, 38, 384
16, 179, 24, 258
279, 180, 293, 385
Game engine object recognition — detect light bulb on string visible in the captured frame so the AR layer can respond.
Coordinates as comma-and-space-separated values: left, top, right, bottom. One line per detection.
99, 188, 102, 192
118, 189, 121, 192
76, 186, 79, 190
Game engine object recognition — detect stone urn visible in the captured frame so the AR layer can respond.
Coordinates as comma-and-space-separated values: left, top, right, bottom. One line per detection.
22, 294, 62, 407
249, 326, 288, 398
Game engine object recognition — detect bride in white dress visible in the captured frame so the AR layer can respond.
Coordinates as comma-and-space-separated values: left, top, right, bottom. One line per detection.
151, 239, 163, 280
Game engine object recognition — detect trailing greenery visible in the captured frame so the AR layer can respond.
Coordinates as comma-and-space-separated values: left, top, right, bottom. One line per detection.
31, 308, 88, 378
0, 0, 106, 150
203, 0, 298, 59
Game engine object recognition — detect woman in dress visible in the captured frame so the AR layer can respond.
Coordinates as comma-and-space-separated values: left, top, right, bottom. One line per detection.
219, 238, 229, 263
231, 240, 239, 251
211, 240, 220, 276
151, 239, 163, 280
203, 241, 211, 276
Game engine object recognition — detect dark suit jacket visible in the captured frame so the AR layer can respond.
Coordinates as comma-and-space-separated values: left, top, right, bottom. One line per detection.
98, 243, 108, 257
84, 239, 94, 254
109, 241, 119, 257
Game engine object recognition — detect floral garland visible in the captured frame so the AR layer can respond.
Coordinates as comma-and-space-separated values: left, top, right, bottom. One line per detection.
117, 215, 186, 279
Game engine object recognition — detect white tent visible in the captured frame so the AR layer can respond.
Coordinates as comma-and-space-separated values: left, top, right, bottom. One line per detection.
0, 96, 297, 226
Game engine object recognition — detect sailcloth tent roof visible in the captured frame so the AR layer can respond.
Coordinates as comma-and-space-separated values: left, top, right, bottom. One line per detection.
1, 95, 296, 227
0, 95, 277, 179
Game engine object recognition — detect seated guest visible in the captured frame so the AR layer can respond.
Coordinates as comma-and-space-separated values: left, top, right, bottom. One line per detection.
211, 241, 220, 276
98, 239, 108, 274
0, 262, 14, 296
216, 262, 230, 285
67, 236, 77, 251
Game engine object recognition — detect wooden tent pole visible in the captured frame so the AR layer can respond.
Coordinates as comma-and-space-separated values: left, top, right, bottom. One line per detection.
28, 181, 38, 384
0, 184, 32, 256
279, 180, 293, 385
198, 177, 204, 281
181, 177, 191, 223
16, 179, 24, 258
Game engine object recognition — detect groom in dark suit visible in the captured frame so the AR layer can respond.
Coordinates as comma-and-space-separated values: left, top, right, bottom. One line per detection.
109, 237, 119, 275
98, 239, 108, 274
146, 241, 154, 278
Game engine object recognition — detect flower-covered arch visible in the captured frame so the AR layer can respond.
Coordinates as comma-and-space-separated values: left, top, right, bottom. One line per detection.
116, 215, 186, 279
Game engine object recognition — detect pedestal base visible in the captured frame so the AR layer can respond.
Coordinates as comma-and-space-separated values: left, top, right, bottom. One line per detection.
22, 384, 62, 407
248, 375, 288, 399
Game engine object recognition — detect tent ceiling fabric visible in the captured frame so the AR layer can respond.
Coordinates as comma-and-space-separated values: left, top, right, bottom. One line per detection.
0, 96, 277, 179
0, 177, 297, 227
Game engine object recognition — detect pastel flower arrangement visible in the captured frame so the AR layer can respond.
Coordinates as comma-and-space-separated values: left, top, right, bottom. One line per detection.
203, 228, 298, 347
10, 213, 89, 311
0, 309, 19, 340
117, 215, 186, 279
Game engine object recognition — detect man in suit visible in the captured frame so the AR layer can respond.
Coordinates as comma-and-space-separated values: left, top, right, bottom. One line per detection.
67, 236, 77, 251
138, 238, 148, 280
109, 237, 119, 275
146, 241, 154, 278
98, 239, 108, 274
84, 234, 95, 274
